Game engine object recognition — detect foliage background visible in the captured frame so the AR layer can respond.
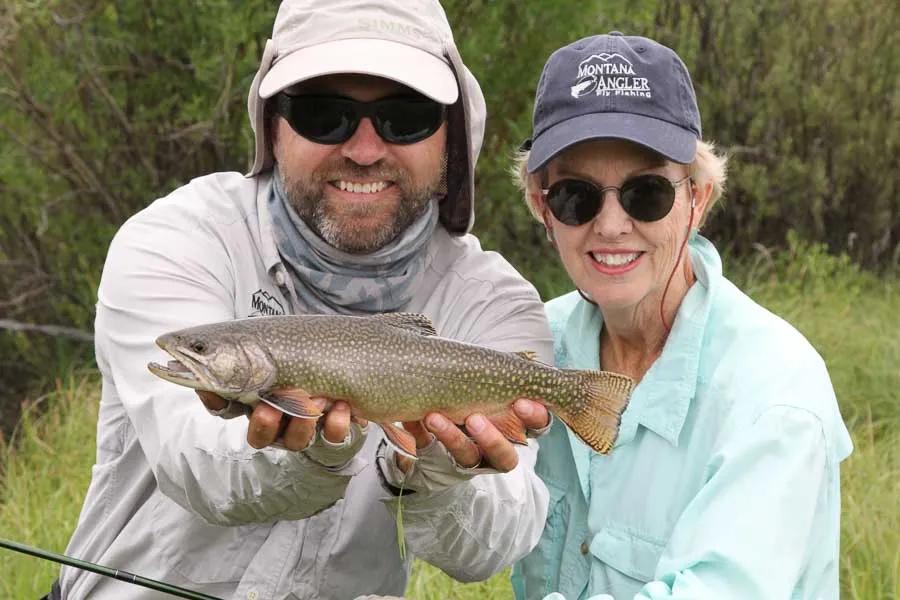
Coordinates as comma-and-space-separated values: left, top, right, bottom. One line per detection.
0, 1, 898, 597
1, 0, 898, 419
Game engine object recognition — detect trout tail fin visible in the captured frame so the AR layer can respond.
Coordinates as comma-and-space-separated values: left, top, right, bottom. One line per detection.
554, 371, 634, 454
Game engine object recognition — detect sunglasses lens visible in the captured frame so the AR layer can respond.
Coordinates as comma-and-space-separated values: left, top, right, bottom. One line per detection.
619, 175, 676, 222
547, 179, 602, 226
280, 96, 357, 144
375, 98, 445, 144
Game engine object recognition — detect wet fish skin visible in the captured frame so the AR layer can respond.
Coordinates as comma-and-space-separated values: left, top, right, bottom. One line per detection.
147, 313, 634, 455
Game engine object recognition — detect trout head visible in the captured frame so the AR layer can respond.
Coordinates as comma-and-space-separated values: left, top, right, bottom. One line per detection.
147, 325, 277, 400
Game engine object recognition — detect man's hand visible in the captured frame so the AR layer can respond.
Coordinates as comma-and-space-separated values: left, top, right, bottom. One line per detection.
397, 399, 550, 473
196, 391, 366, 451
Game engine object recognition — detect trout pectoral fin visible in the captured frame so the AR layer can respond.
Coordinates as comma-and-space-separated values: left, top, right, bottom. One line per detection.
260, 388, 323, 419
379, 422, 418, 460
488, 410, 528, 445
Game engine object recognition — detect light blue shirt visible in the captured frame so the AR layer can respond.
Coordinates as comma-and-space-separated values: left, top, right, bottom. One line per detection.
512, 235, 853, 600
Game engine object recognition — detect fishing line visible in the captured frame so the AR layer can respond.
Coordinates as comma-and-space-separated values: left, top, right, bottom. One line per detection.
395, 478, 407, 561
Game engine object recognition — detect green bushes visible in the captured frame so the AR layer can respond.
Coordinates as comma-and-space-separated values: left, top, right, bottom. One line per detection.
0, 1, 896, 424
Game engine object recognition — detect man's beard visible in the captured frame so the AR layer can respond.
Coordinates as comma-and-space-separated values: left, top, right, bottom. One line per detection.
279, 157, 446, 254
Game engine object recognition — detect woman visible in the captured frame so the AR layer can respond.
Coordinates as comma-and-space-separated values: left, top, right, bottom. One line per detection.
510, 32, 852, 600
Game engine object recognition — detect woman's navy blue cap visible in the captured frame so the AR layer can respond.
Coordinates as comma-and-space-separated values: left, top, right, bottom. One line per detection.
526, 32, 701, 172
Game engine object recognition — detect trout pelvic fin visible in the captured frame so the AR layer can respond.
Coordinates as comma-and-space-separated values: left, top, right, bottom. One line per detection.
488, 410, 528, 445
259, 388, 323, 419
371, 313, 437, 336
555, 371, 635, 454
380, 422, 418, 460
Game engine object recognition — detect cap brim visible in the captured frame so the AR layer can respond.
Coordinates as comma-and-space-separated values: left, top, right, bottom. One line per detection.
259, 38, 459, 104
527, 112, 697, 171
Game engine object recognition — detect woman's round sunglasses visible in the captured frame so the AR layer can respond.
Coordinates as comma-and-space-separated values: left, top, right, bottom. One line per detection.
542, 174, 691, 225
274, 93, 447, 145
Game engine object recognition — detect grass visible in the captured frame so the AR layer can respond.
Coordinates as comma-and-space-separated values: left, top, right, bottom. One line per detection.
0, 374, 98, 599
0, 241, 897, 599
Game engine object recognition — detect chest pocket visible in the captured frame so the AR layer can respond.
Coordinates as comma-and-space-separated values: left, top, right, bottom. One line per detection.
151, 491, 271, 584
589, 523, 666, 582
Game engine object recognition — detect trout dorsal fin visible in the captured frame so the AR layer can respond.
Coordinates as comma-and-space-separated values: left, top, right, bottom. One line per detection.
515, 350, 539, 361
371, 313, 437, 336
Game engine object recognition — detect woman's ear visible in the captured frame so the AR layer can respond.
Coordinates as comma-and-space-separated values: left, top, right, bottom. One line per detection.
690, 179, 714, 229
526, 172, 546, 216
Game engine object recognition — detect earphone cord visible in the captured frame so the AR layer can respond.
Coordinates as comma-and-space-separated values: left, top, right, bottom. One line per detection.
659, 191, 695, 334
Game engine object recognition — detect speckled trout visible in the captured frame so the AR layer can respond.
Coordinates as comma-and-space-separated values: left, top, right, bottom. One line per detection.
147, 313, 634, 456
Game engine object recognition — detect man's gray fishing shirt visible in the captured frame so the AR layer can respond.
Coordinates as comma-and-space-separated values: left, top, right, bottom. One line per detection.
59, 171, 553, 600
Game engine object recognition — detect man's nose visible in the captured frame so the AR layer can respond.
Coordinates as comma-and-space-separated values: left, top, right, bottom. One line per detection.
592, 191, 633, 238
340, 117, 388, 166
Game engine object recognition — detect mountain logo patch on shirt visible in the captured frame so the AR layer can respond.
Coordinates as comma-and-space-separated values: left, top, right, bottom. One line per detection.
250, 289, 285, 317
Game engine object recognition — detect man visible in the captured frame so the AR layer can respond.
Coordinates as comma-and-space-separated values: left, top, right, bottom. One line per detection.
56, 1, 553, 599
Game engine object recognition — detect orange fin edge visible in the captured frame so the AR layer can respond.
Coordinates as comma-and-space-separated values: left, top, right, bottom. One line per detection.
488, 410, 528, 445
260, 388, 322, 419
380, 422, 418, 460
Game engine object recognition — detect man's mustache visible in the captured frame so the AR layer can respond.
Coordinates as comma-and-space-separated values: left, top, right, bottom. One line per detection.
316, 160, 405, 184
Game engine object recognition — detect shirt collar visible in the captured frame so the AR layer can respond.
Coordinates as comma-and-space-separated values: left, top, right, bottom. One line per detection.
564, 233, 721, 449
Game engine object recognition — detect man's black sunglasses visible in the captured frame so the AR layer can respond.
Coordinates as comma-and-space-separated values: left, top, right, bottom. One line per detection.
542, 174, 691, 225
274, 93, 446, 145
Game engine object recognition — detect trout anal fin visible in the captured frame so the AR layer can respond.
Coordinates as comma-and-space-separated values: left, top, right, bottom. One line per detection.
259, 388, 323, 419
488, 410, 528, 445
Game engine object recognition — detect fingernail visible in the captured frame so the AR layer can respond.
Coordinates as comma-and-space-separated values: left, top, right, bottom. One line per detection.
514, 399, 533, 417
426, 414, 447, 432
467, 414, 486, 434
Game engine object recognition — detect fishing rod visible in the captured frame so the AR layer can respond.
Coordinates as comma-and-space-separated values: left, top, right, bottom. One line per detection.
0, 538, 222, 600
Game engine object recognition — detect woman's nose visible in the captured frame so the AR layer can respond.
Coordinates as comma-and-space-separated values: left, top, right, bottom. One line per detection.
592, 191, 633, 238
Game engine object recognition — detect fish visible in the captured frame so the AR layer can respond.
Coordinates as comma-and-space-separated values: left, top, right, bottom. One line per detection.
147, 313, 634, 457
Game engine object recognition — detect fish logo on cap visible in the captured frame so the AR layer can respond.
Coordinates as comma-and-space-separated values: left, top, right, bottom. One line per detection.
570, 53, 652, 99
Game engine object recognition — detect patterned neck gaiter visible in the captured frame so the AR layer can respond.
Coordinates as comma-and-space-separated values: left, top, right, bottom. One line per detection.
268, 169, 438, 315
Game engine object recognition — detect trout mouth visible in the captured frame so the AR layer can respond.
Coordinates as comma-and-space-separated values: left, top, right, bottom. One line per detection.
147, 350, 213, 390
147, 358, 203, 388
148, 344, 243, 395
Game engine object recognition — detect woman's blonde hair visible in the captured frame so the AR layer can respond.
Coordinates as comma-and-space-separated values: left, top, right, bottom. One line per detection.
511, 140, 728, 227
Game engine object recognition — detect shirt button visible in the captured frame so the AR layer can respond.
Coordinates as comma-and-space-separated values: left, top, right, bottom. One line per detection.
580, 540, 590, 554
274, 270, 286, 286
247, 591, 259, 600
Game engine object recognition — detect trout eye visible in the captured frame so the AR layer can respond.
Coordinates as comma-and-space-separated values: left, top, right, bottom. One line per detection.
190, 340, 208, 354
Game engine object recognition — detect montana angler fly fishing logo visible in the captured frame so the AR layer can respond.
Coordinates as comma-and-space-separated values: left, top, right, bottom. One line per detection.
570, 53, 652, 98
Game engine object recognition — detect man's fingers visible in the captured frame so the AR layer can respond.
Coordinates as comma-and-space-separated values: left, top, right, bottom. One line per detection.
425, 413, 481, 468
247, 403, 283, 448
402, 420, 435, 448
281, 415, 318, 451
512, 399, 551, 431
465, 414, 519, 473
196, 390, 227, 411
322, 401, 351, 443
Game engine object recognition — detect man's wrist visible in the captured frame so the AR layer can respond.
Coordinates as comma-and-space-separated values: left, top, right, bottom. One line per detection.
304, 422, 369, 469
